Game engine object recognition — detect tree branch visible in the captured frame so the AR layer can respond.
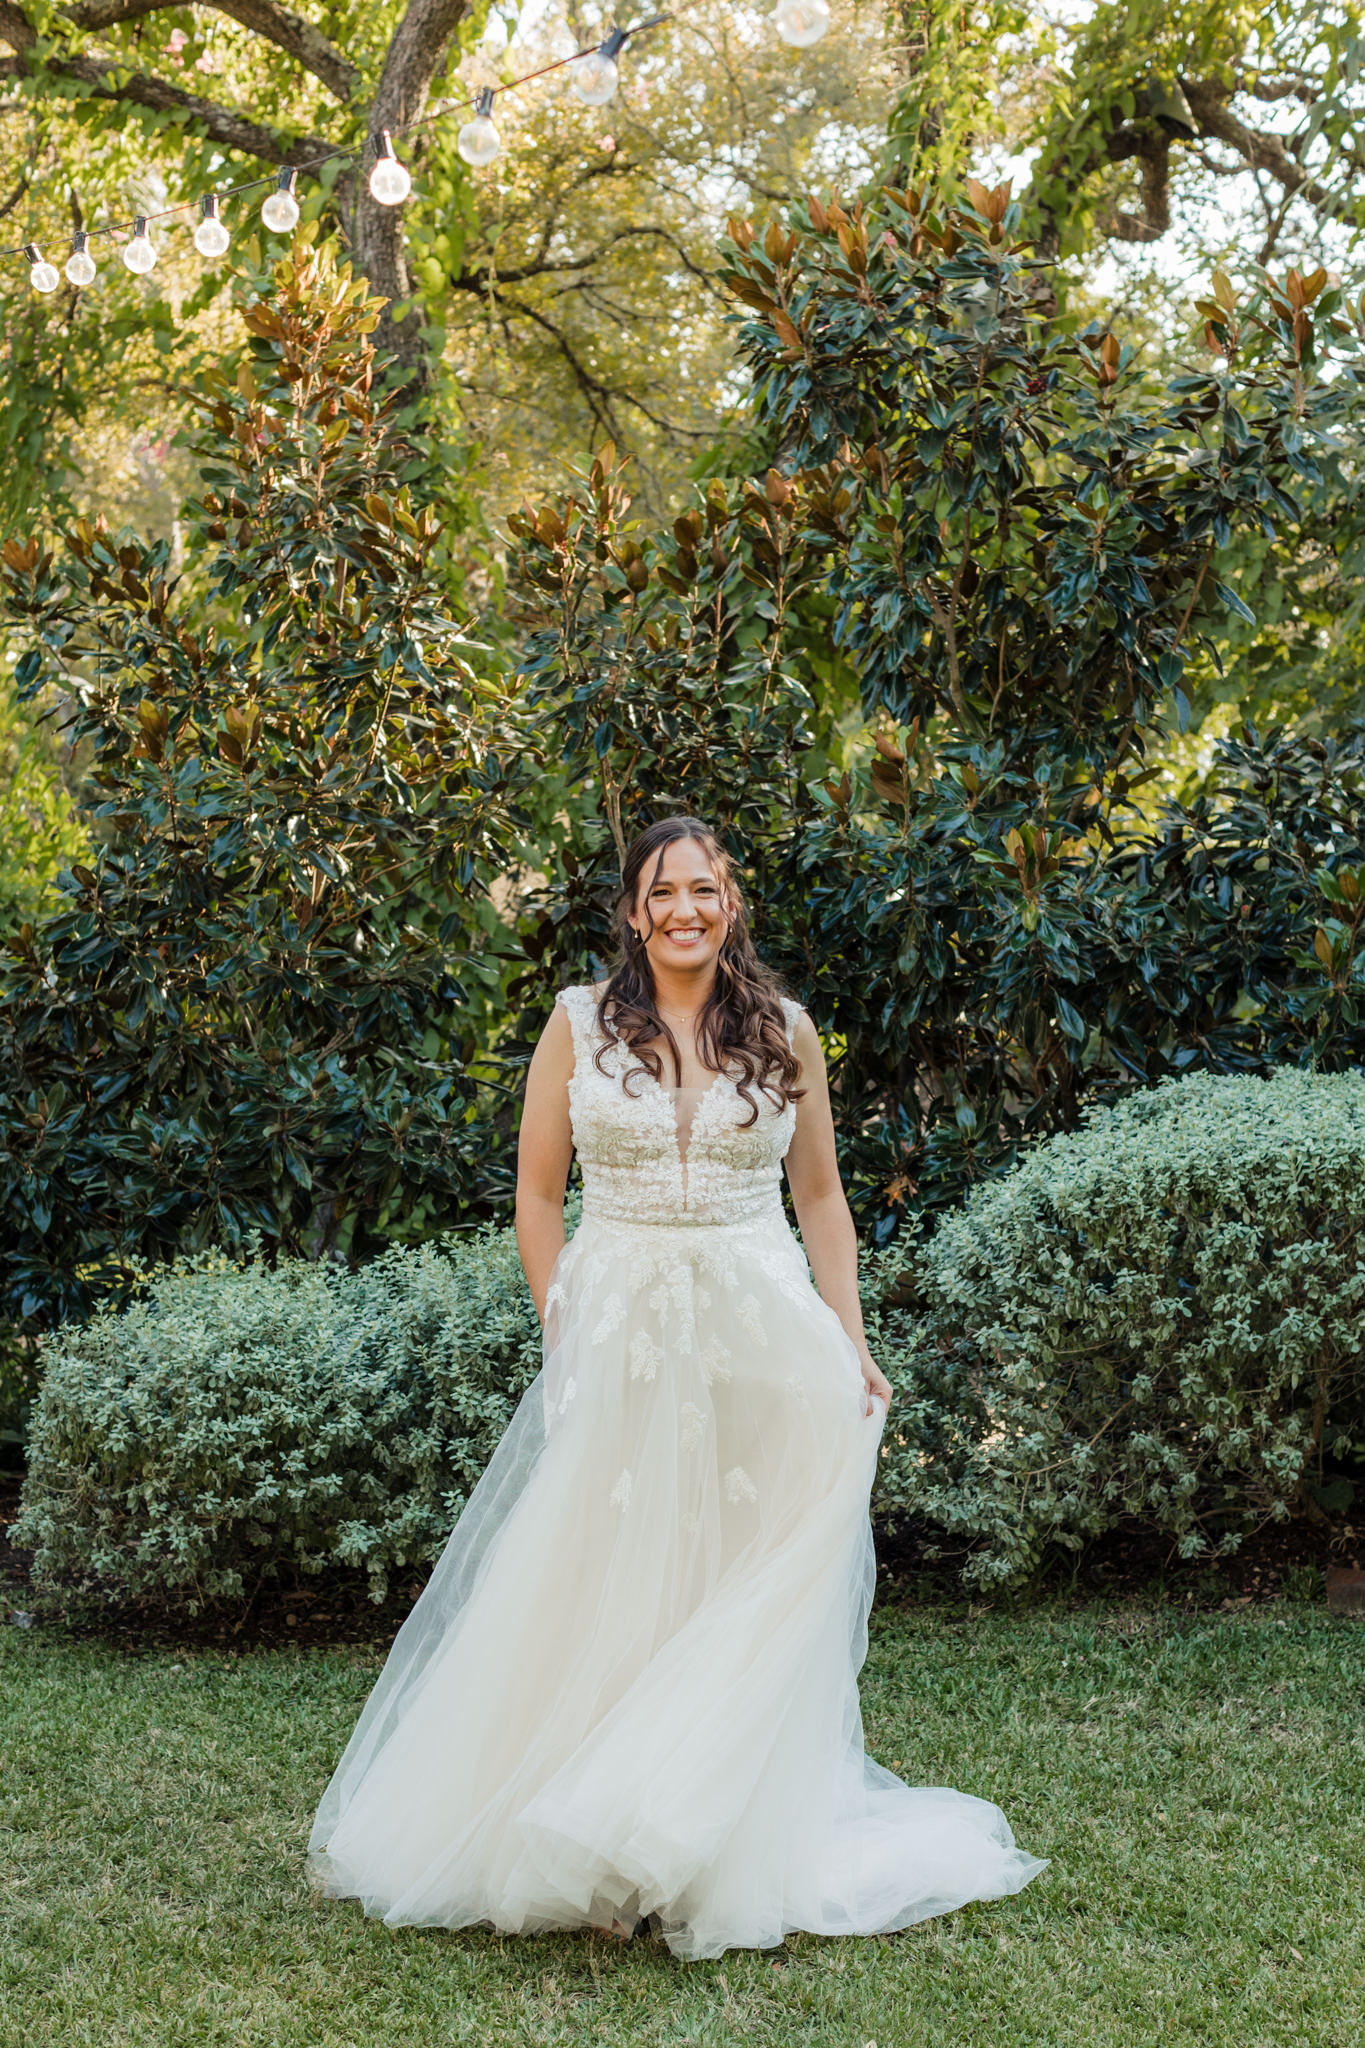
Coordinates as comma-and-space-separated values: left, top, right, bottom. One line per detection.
60, 0, 361, 102
55, 0, 163, 26
1180, 76, 1343, 219
1097, 129, 1171, 242
493, 291, 697, 441
1237, 70, 1317, 109
0, 3, 327, 160
1028, 73, 1349, 255
447, 223, 733, 295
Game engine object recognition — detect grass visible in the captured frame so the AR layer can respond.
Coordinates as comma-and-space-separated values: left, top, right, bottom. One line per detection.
1, 1600, 1362, 2048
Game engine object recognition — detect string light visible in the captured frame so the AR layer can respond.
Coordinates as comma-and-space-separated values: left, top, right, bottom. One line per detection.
774, 0, 829, 45
25, 244, 60, 294
9, 10, 837, 295
194, 195, 231, 259
574, 27, 628, 104
66, 233, 97, 287
457, 88, 501, 166
368, 131, 413, 206
122, 217, 157, 273
261, 167, 301, 233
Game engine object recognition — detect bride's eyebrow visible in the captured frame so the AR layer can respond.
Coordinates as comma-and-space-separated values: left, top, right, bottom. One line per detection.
648, 871, 717, 893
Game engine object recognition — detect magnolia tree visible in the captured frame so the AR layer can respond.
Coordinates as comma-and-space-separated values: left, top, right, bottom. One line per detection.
0, 239, 533, 1330
509, 176, 1365, 1235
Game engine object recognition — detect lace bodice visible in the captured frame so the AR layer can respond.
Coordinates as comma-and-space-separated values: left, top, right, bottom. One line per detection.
557, 984, 801, 1228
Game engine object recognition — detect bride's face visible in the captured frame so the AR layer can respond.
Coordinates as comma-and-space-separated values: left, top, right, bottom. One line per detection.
631, 841, 730, 980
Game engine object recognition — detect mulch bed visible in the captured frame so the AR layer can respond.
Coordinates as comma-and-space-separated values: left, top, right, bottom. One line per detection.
876, 1506, 1352, 1610
1, 1461, 1358, 1657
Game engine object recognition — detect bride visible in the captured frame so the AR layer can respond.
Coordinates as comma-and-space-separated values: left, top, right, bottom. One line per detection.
308, 815, 1046, 1959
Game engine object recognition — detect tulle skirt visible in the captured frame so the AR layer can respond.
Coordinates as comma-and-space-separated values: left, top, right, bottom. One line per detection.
307, 1214, 1046, 1959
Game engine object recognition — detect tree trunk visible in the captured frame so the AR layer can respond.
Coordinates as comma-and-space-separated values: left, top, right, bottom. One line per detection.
352, 0, 472, 383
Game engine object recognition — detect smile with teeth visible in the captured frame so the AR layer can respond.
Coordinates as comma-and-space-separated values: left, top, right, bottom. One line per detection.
665, 926, 706, 946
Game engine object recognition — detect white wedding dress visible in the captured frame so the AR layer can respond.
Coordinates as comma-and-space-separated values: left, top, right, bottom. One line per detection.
307, 986, 1046, 1959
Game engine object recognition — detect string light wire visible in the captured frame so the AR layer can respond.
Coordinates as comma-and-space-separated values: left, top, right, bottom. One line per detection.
0, 13, 674, 271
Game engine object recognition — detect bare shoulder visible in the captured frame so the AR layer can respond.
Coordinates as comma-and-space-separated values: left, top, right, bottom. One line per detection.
531, 1001, 574, 1070
789, 1010, 830, 1104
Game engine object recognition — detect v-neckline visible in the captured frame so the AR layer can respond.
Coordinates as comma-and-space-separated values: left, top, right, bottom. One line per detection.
636, 1064, 728, 1200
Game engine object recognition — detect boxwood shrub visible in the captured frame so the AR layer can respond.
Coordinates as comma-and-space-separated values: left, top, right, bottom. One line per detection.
10, 1229, 542, 1612
869, 1069, 1365, 1585
14, 1070, 1365, 1612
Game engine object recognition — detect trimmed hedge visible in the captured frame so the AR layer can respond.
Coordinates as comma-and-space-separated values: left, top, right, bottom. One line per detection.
10, 1230, 541, 1612
869, 1069, 1365, 1585
13, 1071, 1364, 1611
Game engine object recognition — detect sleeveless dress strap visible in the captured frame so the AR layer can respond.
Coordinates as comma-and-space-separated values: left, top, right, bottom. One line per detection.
556, 984, 602, 1068
779, 995, 804, 1050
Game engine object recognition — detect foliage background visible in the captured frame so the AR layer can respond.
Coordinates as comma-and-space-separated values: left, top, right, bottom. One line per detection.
11, 1229, 542, 1610
0, 240, 535, 1341
14, 1069, 1365, 1609
4, 0, 1365, 1591
869, 1068, 1365, 1585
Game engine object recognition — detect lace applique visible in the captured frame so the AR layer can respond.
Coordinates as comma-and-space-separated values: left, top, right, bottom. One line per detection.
724, 1465, 758, 1505
679, 1401, 707, 1450
785, 1373, 809, 1410
743, 1237, 818, 1310
557, 1376, 579, 1415
735, 1294, 768, 1346
591, 1294, 625, 1344
545, 1282, 568, 1314
647, 1264, 696, 1355
681, 1510, 702, 1535
609, 1469, 633, 1509
700, 1335, 733, 1387
557, 983, 800, 1230
629, 1332, 662, 1383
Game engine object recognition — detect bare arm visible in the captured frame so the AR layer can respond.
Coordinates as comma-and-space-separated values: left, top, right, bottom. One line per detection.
784, 1011, 893, 1415
515, 1003, 576, 1324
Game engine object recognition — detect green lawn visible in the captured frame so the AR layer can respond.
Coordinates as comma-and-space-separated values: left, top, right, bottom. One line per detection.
1, 1602, 1361, 2047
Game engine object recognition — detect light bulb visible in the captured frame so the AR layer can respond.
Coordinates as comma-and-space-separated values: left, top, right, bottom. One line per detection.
194, 195, 230, 259
574, 29, 626, 106
775, 0, 830, 45
573, 50, 619, 104
65, 233, 97, 287
457, 90, 500, 167
25, 244, 60, 294
481, 9, 509, 54
123, 217, 157, 274
368, 130, 412, 206
261, 168, 300, 233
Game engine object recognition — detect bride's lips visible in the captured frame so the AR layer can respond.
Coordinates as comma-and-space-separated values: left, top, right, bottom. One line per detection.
662, 926, 708, 948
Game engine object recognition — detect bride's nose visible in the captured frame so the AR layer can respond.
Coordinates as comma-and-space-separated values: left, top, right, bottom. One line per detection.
668, 889, 707, 922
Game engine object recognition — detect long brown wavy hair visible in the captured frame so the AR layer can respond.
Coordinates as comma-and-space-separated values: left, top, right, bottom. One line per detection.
594, 816, 802, 1125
